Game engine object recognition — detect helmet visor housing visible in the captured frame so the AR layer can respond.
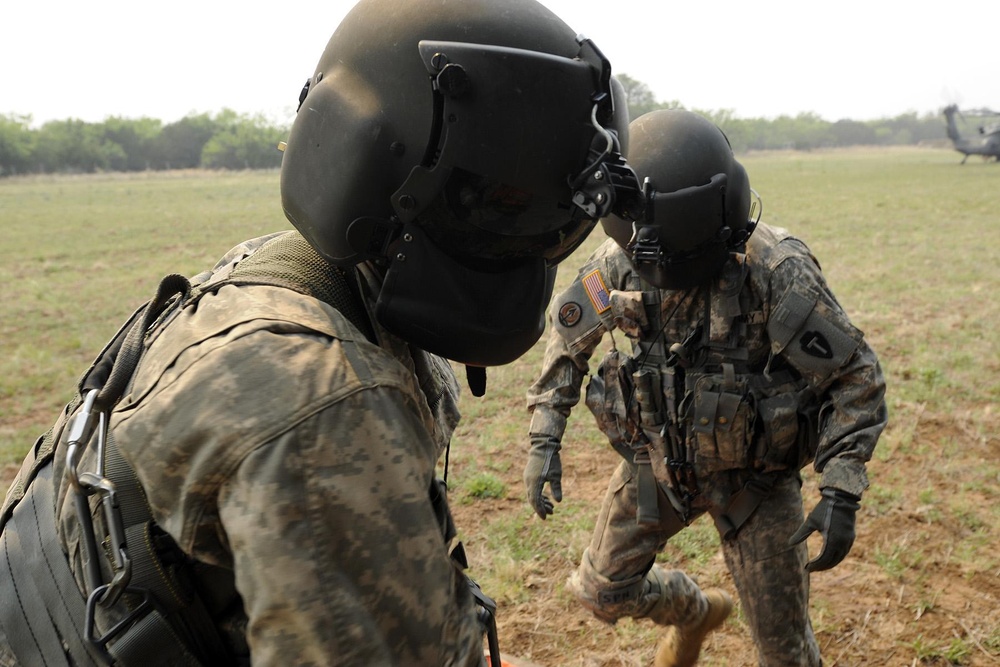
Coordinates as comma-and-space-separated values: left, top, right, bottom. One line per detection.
281, 0, 636, 267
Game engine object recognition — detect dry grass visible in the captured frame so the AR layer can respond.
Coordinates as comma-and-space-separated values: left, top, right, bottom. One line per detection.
2, 149, 998, 665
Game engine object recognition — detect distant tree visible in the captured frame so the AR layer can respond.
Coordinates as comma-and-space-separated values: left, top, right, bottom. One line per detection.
32, 119, 124, 173
200, 111, 286, 169
784, 112, 836, 150
867, 111, 944, 146
830, 119, 877, 146
0, 114, 34, 175
617, 74, 657, 119
155, 113, 219, 169
100, 117, 162, 171
616, 74, 682, 120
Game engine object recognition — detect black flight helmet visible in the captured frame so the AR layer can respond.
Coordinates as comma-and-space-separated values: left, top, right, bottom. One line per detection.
602, 109, 760, 290
280, 0, 640, 368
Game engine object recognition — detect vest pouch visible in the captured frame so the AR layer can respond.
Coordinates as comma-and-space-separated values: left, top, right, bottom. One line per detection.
685, 370, 753, 473
585, 349, 643, 460
632, 366, 670, 462
752, 392, 801, 472
632, 366, 664, 433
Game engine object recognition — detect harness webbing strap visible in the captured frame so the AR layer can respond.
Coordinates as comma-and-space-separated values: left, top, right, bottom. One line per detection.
635, 456, 661, 526
107, 608, 202, 667
0, 465, 101, 666
712, 475, 775, 540
104, 437, 190, 612
95, 274, 191, 414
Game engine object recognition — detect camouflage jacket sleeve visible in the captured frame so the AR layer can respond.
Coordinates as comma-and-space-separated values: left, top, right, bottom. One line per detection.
108, 284, 481, 666
217, 385, 481, 666
764, 238, 888, 497
525, 240, 628, 443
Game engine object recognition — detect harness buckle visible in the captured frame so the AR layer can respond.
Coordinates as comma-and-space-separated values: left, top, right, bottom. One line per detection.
84, 585, 155, 662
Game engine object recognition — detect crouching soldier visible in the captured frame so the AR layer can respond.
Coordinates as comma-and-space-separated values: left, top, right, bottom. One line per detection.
522, 109, 888, 666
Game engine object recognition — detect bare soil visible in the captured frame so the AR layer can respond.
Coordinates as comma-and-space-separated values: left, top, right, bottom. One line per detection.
449, 406, 1000, 667
3, 405, 996, 666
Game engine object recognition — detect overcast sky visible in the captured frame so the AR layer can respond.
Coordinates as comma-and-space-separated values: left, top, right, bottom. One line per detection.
3, 0, 998, 128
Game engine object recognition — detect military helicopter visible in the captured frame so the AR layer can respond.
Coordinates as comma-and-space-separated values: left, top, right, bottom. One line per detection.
942, 104, 1000, 163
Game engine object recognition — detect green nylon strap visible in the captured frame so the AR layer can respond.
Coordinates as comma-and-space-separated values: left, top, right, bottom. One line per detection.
107, 609, 202, 667
222, 231, 376, 344
712, 475, 776, 540
635, 458, 661, 526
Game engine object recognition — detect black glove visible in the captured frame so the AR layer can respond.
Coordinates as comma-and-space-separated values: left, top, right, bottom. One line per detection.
789, 487, 861, 572
523, 435, 562, 520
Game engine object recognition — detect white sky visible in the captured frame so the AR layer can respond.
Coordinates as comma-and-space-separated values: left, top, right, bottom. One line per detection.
3, 0, 998, 128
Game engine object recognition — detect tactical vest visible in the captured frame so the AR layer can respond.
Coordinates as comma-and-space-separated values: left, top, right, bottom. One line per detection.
0, 233, 380, 666
582, 226, 839, 531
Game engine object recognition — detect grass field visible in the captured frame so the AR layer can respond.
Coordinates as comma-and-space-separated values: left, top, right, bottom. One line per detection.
1, 148, 998, 665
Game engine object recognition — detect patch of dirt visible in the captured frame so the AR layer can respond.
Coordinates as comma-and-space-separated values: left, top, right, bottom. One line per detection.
448, 408, 1000, 667
3, 410, 996, 666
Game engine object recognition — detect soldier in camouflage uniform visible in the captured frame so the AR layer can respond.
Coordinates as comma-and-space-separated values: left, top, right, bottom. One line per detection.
0, 1, 641, 665
523, 110, 888, 666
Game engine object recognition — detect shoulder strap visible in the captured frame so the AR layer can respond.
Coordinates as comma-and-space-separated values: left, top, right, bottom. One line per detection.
209, 231, 376, 343
745, 223, 801, 302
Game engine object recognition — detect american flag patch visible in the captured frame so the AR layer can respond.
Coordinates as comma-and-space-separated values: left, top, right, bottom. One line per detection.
582, 269, 611, 313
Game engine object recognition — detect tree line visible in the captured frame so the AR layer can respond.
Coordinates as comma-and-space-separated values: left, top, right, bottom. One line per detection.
0, 109, 287, 176
1, 75, 956, 177
618, 75, 950, 152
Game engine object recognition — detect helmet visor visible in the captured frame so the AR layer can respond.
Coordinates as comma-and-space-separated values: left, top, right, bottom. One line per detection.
389, 40, 624, 263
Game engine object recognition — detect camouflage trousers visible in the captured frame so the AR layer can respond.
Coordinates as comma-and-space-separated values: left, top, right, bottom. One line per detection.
570, 460, 822, 667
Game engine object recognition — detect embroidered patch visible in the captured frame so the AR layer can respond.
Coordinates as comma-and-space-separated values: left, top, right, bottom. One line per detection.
558, 301, 583, 327
582, 269, 611, 314
799, 331, 833, 359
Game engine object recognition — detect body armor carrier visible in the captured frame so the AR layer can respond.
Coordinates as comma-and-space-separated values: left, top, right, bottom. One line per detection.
584, 234, 822, 531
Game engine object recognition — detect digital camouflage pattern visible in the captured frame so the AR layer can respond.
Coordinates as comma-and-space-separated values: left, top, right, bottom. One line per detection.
526, 223, 887, 665
1, 234, 484, 666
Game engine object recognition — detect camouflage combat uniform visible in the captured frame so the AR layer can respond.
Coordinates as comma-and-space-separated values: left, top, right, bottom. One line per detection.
1, 232, 483, 666
526, 223, 887, 666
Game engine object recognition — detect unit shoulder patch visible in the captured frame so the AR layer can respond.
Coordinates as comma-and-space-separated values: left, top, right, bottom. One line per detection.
558, 301, 583, 328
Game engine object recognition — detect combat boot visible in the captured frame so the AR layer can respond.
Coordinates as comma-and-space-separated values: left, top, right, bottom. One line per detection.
653, 588, 733, 667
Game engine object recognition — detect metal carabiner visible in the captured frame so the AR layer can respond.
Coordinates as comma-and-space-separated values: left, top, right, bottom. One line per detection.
65, 388, 131, 603
77, 471, 132, 607
65, 390, 107, 593
66, 389, 101, 493
84, 584, 155, 663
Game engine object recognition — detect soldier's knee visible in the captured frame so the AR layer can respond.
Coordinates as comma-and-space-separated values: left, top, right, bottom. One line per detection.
567, 550, 649, 624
